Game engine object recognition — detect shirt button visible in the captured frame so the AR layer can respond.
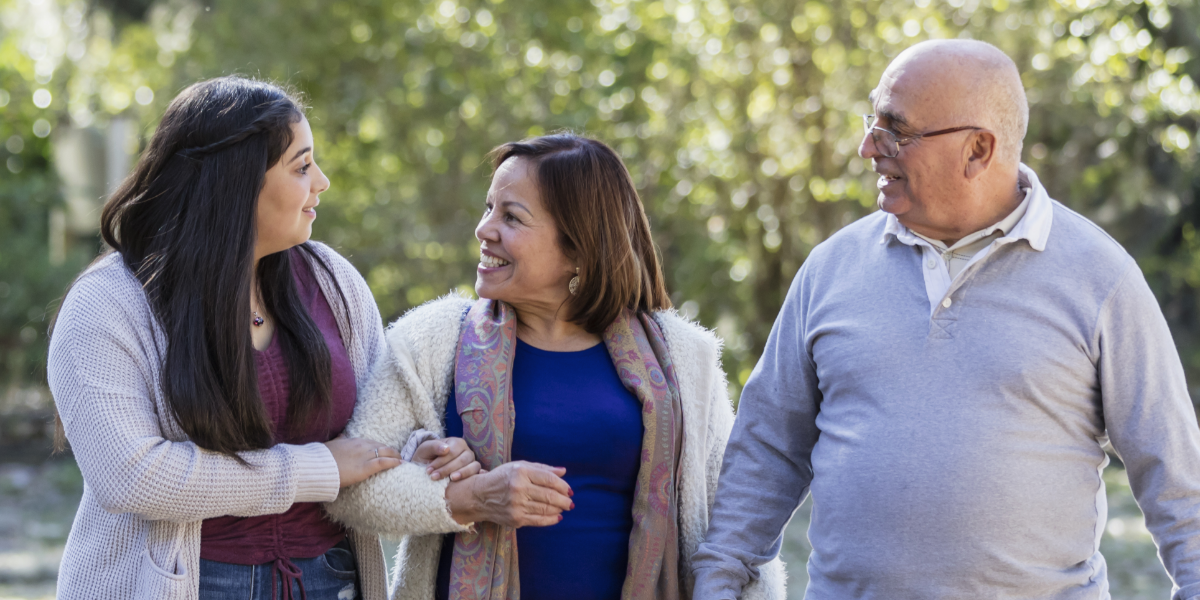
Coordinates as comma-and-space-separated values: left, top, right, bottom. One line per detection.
942, 298, 953, 308
927, 259, 937, 269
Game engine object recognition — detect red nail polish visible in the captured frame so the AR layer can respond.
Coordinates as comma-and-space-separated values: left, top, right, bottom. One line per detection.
568, 489, 574, 497
557, 515, 563, 522
569, 502, 575, 510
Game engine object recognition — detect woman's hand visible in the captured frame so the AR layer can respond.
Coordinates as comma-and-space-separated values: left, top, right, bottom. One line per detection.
413, 437, 482, 482
323, 436, 404, 488
445, 461, 573, 528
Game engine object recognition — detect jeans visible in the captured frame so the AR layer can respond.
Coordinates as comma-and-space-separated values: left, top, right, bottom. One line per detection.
198, 539, 359, 600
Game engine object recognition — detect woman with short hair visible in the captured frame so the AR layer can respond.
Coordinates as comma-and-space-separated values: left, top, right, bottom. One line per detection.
47, 76, 478, 600
326, 133, 786, 599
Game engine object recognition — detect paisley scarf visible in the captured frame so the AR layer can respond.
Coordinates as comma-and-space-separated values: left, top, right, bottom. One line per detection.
448, 298, 684, 600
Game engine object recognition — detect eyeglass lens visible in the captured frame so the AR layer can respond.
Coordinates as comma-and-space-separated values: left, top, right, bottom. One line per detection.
863, 115, 899, 158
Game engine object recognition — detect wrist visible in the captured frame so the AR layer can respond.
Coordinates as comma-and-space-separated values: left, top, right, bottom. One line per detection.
446, 477, 480, 525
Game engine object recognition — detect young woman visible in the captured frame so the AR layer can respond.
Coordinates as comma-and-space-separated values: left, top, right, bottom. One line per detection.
47, 76, 477, 600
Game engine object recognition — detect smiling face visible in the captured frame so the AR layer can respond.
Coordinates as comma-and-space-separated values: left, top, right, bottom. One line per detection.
859, 41, 1027, 243
860, 57, 979, 240
474, 157, 577, 312
254, 117, 329, 260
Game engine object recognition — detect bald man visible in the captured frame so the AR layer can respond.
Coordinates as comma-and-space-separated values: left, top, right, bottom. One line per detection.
692, 40, 1200, 599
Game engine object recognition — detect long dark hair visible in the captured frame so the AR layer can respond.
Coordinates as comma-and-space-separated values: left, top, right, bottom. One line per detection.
488, 133, 671, 334
72, 76, 348, 457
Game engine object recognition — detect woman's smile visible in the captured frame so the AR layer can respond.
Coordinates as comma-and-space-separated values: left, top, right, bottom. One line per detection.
478, 243, 513, 271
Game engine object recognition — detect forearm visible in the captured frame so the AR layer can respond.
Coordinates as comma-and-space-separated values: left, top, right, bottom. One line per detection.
692, 424, 813, 598
72, 431, 339, 522
1098, 269, 1200, 592
325, 461, 469, 537
693, 275, 819, 598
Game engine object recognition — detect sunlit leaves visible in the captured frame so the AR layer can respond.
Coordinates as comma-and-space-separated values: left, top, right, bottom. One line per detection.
2, 0, 1199, 395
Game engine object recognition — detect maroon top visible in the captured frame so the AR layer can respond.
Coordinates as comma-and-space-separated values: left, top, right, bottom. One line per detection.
201, 251, 358, 565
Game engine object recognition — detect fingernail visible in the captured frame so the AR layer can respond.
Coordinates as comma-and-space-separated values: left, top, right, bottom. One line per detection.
450, 473, 460, 481
431, 472, 441, 480
557, 515, 563, 522
569, 502, 575, 510
568, 489, 574, 497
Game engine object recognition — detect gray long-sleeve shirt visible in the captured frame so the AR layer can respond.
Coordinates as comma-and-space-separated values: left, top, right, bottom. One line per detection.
692, 168, 1200, 600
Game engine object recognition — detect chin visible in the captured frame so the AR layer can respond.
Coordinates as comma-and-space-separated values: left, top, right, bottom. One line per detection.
474, 280, 497, 301
877, 193, 911, 216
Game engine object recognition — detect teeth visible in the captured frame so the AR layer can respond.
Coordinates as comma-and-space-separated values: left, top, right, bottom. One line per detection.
479, 254, 511, 268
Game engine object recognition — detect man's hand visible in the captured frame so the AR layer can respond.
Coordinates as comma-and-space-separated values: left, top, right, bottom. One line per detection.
413, 437, 482, 482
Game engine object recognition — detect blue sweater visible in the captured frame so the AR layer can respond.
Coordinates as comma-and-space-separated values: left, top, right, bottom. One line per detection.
436, 339, 644, 600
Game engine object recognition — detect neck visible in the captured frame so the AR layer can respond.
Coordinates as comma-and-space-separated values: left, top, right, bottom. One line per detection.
912, 181, 1024, 246
510, 300, 601, 352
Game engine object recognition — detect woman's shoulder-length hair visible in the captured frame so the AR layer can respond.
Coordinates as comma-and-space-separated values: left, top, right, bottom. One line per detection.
488, 132, 671, 334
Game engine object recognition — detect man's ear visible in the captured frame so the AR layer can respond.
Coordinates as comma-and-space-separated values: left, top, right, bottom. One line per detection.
963, 130, 998, 180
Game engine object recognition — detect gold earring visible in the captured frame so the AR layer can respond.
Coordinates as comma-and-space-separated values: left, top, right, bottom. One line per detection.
569, 267, 580, 295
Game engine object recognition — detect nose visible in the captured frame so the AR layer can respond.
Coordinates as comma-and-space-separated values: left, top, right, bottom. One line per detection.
313, 162, 331, 194
859, 130, 882, 160
475, 209, 498, 244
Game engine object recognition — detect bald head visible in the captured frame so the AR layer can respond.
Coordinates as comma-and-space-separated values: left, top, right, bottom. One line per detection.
879, 40, 1028, 163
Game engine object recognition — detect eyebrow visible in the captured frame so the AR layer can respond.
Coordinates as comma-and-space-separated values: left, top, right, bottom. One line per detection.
497, 199, 533, 217
878, 108, 910, 131
288, 146, 312, 163
868, 89, 911, 131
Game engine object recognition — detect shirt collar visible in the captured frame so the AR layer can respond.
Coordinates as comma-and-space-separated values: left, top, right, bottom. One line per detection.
879, 163, 1054, 252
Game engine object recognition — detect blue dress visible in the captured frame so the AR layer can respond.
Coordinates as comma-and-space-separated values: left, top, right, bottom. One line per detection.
435, 339, 644, 600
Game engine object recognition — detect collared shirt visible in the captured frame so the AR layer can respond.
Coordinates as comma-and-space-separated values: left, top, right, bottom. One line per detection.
880, 166, 1054, 315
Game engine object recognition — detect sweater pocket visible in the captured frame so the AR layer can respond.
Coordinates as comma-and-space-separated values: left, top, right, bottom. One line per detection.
136, 547, 190, 598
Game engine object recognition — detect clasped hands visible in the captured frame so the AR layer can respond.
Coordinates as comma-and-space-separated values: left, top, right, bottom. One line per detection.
324, 436, 573, 528
324, 435, 481, 486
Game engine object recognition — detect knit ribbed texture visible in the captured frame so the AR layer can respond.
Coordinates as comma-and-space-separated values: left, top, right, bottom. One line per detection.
324, 295, 787, 600
48, 242, 390, 600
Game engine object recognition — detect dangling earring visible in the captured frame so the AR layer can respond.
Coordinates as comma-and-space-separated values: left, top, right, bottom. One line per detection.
568, 267, 580, 295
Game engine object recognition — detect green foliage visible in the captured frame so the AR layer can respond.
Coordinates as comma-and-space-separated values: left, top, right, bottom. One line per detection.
2, 0, 1199, 402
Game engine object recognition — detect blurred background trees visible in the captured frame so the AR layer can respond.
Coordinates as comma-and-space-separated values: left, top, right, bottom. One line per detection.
2, 0, 1198, 402
2, 0, 1197, 597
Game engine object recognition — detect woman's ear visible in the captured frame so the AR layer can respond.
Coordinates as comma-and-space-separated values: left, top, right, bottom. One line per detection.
964, 130, 998, 180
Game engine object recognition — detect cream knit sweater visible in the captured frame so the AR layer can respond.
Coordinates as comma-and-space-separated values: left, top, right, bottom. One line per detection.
47, 243, 391, 600
325, 295, 787, 600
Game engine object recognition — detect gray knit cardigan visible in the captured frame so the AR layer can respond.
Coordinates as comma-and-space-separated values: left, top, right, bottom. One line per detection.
324, 294, 787, 600
47, 243, 393, 600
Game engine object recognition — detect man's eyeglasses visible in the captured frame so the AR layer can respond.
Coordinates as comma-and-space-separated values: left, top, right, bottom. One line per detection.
862, 115, 982, 158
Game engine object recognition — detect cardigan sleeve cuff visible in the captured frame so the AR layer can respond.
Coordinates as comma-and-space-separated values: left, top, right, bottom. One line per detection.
290, 442, 342, 503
